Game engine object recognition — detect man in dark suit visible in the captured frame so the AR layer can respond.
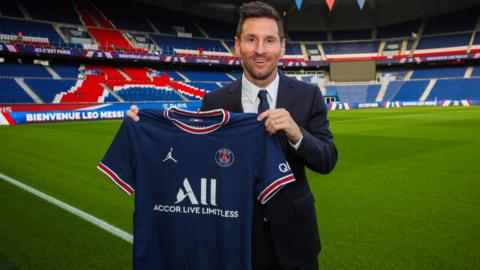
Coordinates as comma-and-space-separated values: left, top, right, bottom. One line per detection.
128, 2, 337, 269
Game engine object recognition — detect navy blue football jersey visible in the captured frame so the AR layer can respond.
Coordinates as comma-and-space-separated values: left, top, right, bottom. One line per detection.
97, 107, 295, 270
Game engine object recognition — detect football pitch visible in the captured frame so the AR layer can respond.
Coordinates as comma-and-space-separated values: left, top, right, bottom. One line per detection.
0, 106, 479, 269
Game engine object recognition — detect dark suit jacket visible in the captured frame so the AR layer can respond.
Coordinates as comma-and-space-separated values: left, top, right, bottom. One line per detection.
200, 74, 337, 269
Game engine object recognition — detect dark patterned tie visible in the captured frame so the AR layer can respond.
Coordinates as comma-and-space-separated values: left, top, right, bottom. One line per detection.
257, 89, 269, 114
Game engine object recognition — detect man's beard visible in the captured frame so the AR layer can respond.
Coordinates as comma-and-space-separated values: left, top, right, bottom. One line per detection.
243, 60, 276, 81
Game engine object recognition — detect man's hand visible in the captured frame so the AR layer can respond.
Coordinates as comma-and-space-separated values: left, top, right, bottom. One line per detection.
257, 108, 302, 144
126, 105, 140, 122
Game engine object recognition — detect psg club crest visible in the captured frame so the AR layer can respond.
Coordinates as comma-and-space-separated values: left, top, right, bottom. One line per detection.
215, 148, 234, 167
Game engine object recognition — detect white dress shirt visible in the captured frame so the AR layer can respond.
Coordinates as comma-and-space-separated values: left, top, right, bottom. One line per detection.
241, 73, 303, 149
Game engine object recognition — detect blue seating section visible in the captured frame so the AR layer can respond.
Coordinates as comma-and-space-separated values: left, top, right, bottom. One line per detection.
104, 92, 119, 102
154, 69, 184, 81
289, 31, 327, 42
471, 66, 480, 77
416, 33, 472, 50
152, 35, 227, 53
21, 0, 80, 24
323, 41, 379, 54
383, 81, 404, 101
411, 67, 466, 79
51, 64, 80, 78
25, 79, 77, 102
188, 82, 219, 92
423, 8, 478, 35
0, 63, 51, 78
229, 71, 242, 79
377, 20, 421, 38
116, 87, 183, 101
285, 43, 302, 55
182, 70, 231, 82
0, 0, 23, 18
328, 84, 380, 102
332, 29, 371, 41
0, 18, 67, 46
193, 16, 235, 40
382, 69, 408, 80
0, 78, 33, 103
393, 80, 429, 101
94, 0, 153, 32
474, 33, 480, 45
140, 4, 202, 37
427, 78, 480, 100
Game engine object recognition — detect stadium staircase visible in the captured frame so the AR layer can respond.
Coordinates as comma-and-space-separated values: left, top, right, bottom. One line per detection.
419, 79, 437, 101
14, 78, 43, 103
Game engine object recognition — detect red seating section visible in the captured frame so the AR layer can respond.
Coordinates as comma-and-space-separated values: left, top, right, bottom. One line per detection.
58, 66, 204, 103
88, 28, 146, 53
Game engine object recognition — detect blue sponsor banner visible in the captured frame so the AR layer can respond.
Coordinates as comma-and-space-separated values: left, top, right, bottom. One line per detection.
9, 102, 201, 124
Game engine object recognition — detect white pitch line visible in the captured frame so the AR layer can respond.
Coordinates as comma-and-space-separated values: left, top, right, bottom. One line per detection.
0, 171, 133, 244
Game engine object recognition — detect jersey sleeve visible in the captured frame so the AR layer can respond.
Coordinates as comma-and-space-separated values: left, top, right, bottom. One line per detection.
97, 117, 138, 195
255, 135, 296, 204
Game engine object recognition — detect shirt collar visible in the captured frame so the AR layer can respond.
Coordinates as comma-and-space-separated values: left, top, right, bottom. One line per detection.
241, 72, 280, 104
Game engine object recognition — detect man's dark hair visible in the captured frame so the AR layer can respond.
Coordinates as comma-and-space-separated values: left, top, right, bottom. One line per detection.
235, 1, 285, 40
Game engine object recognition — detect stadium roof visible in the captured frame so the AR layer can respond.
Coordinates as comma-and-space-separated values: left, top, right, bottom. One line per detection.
134, 0, 480, 31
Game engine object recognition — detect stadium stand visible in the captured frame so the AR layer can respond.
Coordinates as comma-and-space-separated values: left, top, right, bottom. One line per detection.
50, 64, 81, 79
192, 16, 235, 40
328, 84, 381, 103
116, 87, 183, 102
415, 33, 472, 51
0, 78, 34, 103
88, 28, 145, 53
25, 79, 79, 102
392, 80, 429, 101
285, 43, 303, 55
471, 66, 480, 77
0, 17, 67, 47
120, 67, 150, 81
427, 78, 480, 100
382, 80, 405, 101
189, 82, 220, 92
151, 35, 227, 53
411, 67, 467, 79
422, 8, 478, 35
323, 40, 380, 55
0, 63, 51, 78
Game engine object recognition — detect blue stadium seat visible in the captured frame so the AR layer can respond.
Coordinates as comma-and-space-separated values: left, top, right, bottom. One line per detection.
392, 80, 429, 101
285, 43, 303, 55
25, 79, 78, 102
471, 66, 480, 77
328, 84, 380, 103
416, 33, 471, 50
411, 67, 467, 79
0, 17, 68, 47
139, 4, 202, 37
51, 64, 81, 79
193, 16, 235, 40
323, 41, 379, 54
0, 63, 52, 78
0, 78, 34, 103
427, 78, 480, 100
383, 81, 405, 101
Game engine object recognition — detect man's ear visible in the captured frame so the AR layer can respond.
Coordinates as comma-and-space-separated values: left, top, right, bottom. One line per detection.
234, 36, 241, 56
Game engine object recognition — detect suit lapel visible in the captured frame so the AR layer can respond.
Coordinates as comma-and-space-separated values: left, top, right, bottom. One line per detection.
226, 79, 243, 113
275, 74, 293, 110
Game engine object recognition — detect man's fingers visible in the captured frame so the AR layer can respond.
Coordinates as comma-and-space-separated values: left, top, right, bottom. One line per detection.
257, 109, 272, 121
127, 106, 140, 122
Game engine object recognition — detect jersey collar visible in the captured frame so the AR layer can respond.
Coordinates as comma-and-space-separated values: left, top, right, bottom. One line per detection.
164, 107, 230, 134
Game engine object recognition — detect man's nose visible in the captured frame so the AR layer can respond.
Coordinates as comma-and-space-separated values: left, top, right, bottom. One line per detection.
254, 40, 267, 54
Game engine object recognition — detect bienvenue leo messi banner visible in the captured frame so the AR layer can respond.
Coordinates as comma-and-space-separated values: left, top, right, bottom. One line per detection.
326, 100, 479, 110
0, 102, 202, 125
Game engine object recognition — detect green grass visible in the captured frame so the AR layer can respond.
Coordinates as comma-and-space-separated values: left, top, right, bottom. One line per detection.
1, 106, 479, 269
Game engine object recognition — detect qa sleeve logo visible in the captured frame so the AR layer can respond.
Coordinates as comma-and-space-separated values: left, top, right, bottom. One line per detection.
215, 148, 234, 167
